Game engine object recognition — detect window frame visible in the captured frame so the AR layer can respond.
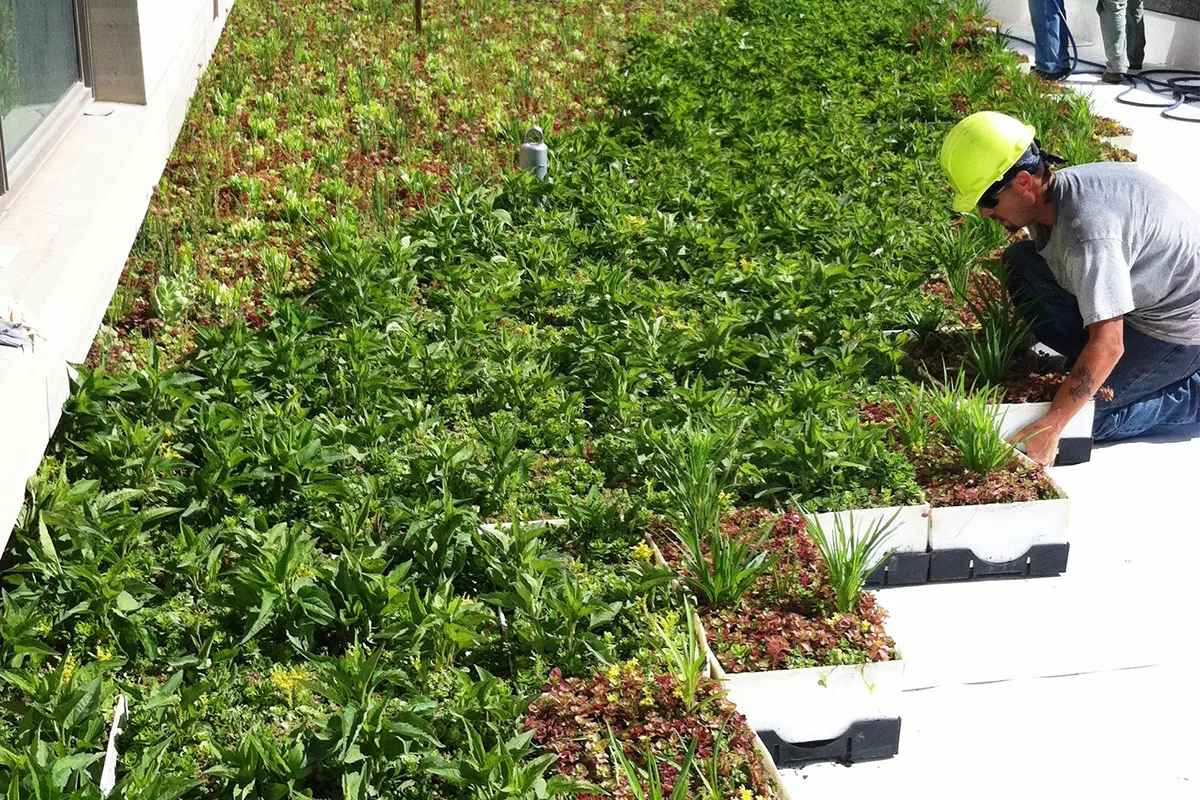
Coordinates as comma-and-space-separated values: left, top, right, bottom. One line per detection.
0, 0, 93, 197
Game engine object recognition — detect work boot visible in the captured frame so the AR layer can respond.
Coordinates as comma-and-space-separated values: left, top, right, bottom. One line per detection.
1101, 71, 1126, 84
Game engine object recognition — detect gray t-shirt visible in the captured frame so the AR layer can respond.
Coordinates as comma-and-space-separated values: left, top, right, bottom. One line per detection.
1030, 163, 1200, 345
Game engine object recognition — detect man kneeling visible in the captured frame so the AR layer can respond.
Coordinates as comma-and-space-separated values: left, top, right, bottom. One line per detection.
940, 111, 1200, 464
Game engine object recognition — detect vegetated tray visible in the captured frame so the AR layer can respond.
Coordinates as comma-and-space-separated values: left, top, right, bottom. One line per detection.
695, 612, 905, 770
926, 450, 1071, 581
997, 399, 1094, 467
866, 452, 1072, 586
896, 333, 1095, 467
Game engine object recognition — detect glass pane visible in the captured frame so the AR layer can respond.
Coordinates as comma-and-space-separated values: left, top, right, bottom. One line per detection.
0, 0, 80, 164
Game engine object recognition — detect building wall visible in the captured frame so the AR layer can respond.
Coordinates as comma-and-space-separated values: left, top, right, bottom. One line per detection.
138, 0, 235, 103
0, 1, 236, 550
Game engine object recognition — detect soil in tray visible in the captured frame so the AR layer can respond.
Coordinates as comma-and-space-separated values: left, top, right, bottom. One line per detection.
862, 404, 1061, 507
912, 441, 1060, 507
654, 510, 897, 674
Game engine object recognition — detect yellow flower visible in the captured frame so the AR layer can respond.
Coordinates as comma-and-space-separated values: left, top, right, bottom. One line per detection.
60, 653, 78, 685
632, 542, 654, 562
606, 664, 621, 682
95, 645, 114, 661
606, 693, 618, 703
740, 789, 754, 800
295, 563, 316, 579
270, 664, 313, 705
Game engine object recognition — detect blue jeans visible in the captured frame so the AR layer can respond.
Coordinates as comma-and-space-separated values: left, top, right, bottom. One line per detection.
1005, 241, 1200, 442
1028, 0, 1071, 73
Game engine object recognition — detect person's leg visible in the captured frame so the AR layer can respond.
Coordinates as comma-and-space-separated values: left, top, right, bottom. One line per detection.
1126, 0, 1145, 69
1053, 0, 1072, 72
1096, 0, 1130, 74
1028, 0, 1065, 73
1003, 241, 1088, 363
1091, 327, 1200, 440
1093, 373, 1200, 440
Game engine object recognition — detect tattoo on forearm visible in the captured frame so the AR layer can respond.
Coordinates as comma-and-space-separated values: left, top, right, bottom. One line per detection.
1068, 365, 1095, 401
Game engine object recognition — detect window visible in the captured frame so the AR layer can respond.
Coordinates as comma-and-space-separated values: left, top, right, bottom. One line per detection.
0, 0, 84, 187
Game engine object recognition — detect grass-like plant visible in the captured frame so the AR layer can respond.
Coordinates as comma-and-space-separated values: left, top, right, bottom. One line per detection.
804, 510, 899, 614
650, 599, 713, 714
607, 727, 699, 800
964, 274, 1033, 385
655, 426, 775, 608
685, 522, 775, 609
930, 375, 1016, 475
889, 385, 938, 453
654, 424, 734, 550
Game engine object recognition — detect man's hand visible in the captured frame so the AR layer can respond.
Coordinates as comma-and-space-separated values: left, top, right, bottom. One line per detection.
1010, 418, 1061, 466
1010, 318, 1124, 467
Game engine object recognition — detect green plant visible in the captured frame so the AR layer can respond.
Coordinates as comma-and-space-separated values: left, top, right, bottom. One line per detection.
606, 726, 698, 800
649, 599, 711, 714
888, 385, 938, 453
930, 375, 1016, 475
803, 510, 898, 614
964, 280, 1034, 385
655, 426, 773, 608
675, 520, 775, 610
696, 722, 730, 800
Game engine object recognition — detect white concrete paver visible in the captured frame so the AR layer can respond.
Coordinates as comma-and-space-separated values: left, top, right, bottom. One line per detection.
782, 22, 1200, 797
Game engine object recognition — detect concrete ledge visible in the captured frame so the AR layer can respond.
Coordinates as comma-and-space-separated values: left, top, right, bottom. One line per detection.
0, 347, 70, 557
0, 2, 235, 542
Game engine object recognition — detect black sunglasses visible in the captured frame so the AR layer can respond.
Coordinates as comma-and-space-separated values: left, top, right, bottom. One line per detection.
976, 175, 1013, 209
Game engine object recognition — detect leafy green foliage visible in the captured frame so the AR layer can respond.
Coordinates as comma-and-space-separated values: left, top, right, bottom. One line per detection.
3, 0, 1115, 792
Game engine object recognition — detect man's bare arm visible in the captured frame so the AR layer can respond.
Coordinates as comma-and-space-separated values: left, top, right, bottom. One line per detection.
1067, 364, 1095, 402
1046, 317, 1124, 429
1011, 317, 1123, 465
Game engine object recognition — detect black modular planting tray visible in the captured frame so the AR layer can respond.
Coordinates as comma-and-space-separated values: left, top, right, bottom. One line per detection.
866, 543, 1070, 587
1054, 437, 1092, 467
758, 718, 903, 768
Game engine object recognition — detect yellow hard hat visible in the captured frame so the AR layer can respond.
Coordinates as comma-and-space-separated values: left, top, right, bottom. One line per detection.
940, 111, 1036, 213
